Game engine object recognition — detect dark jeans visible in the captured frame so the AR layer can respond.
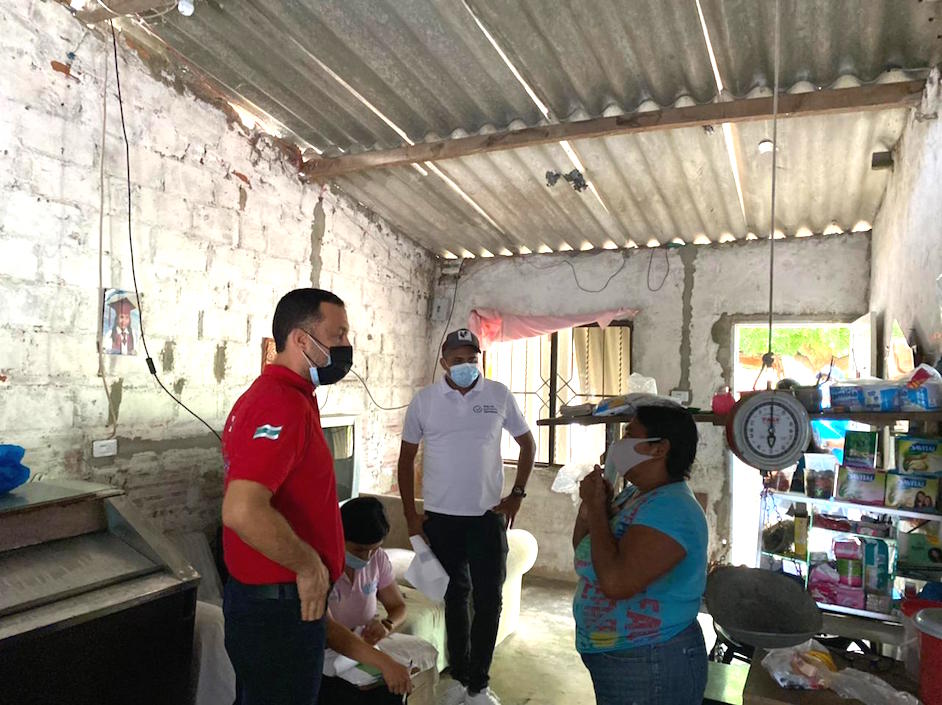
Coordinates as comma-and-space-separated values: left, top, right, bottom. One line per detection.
317, 675, 405, 704
224, 579, 327, 705
423, 510, 508, 694
580, 621, 708, 705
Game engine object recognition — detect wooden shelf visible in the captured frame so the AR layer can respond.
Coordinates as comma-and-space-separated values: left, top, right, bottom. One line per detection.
768, 491, 942, 522
537, 410, 942, 428
537, 413, 718, 427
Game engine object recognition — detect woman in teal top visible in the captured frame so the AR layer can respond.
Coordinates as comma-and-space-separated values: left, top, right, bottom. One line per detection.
573, 405, 708, 705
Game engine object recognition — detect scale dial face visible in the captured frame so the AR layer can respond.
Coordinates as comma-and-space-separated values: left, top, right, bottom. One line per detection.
727, 391, 811, 471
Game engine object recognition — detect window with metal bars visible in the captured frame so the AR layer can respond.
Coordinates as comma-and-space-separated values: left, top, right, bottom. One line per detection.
483, 321, 632, 465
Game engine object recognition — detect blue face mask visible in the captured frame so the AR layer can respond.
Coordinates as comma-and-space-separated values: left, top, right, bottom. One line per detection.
345, 551, 369, 571
448, 362, 480, 388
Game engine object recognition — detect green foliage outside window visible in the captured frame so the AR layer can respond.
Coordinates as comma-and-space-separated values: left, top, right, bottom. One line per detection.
739, 327, 850, 360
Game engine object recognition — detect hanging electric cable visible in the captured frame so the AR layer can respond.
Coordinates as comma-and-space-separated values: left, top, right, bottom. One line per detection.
96, 50, 117, 437
109, 21, 221, 440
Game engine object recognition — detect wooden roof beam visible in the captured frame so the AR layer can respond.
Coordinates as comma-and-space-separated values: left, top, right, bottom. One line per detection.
302, 80, 925, 180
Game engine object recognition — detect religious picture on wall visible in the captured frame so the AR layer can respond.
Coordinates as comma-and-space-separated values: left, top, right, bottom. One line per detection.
102, 288, 142, 356
261, 337, 277, 372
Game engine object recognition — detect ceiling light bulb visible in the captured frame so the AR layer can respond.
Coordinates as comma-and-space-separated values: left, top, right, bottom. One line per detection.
758, 139, 774, 154
177, 0, 194, 16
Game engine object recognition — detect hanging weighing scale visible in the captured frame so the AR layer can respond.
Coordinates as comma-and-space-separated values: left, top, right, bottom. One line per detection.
723, 9, 809, 475
726, 391, 811, 471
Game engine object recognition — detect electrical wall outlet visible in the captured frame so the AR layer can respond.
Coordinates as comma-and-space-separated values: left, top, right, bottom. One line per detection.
430, 297, 450, 322
670, 389, 691, 406
92, 438, 118, 458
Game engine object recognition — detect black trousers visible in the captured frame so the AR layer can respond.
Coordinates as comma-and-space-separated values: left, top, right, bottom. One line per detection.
224, 579, 326, 705
423, 511, 508, 694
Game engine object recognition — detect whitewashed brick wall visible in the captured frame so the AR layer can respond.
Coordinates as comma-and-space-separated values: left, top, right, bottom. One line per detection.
0, 1, 437, 534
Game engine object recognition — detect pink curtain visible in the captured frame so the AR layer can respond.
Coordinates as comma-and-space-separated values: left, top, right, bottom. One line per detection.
468, 307, 638, 348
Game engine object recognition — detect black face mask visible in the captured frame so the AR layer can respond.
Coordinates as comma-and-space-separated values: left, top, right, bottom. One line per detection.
317, 344, 353, 385
305, 333, 354, 386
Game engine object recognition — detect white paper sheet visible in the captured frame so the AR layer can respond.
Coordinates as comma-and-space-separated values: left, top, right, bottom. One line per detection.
324, 633, 437, 687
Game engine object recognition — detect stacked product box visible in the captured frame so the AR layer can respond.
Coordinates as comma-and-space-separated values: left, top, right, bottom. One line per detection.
810, 430, 892, 613
834, 431, 886, 506
885, 436, 942, 513
829, 382, 901, 412
897, 436, 942, 475
901, 382, 942, 411
809, 537, 892, 613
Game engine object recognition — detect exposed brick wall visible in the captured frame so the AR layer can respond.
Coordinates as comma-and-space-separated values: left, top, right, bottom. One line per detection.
0, 1, 437, 534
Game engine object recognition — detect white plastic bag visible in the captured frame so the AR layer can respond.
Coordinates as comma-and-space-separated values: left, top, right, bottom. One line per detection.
404, 536, 449, 602
905, 362, 942, 385
827, 668, 920, 705
627, 372, 657, 395
551, 462, 595, 504
761, 639, 832, 689
762, 640, 919, 704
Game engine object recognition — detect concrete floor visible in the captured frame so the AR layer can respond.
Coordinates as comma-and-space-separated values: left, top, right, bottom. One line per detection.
435, 576, 593, 705
434, 577, 720, 705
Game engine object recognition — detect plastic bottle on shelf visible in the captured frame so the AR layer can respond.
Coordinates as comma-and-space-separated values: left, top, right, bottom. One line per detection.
712, 386, 737, 416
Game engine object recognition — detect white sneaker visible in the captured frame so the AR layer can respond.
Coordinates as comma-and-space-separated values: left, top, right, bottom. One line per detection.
465, 688, 502, 705
437, 681, 468, 705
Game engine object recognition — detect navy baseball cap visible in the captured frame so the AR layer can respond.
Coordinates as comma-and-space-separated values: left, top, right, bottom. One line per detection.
442, 328, 481, 354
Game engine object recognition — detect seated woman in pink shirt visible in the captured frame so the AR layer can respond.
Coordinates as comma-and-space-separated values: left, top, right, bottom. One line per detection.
319, 497, 412, 704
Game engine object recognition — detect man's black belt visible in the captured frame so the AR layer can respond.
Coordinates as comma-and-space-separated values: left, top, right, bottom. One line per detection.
236, 581, 300, 600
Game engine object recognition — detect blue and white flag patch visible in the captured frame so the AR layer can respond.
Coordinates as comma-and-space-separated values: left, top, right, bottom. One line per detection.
253, 424, 283, 440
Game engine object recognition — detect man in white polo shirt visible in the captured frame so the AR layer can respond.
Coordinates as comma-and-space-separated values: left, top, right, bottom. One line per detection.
397, 328, 535, 705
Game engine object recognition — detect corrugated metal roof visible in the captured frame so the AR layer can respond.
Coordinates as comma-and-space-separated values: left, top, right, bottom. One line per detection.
334, 108, 908, 255
131, 0, 940, 153
700, 0, 941, 97
117, 0, 936, 255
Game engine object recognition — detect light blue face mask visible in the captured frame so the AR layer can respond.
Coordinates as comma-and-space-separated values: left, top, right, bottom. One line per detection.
345, 551, 369, 571
448, 362, 480, 388
303, 334, 331, 387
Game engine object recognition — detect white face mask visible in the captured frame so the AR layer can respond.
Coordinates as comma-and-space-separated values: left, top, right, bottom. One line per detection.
604, 437, 662, 484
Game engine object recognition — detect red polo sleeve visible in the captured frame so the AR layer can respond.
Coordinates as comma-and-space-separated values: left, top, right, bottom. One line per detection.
225, 397, 305, 493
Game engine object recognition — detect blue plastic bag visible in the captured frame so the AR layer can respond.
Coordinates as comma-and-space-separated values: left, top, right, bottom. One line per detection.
0, 445, 30, 494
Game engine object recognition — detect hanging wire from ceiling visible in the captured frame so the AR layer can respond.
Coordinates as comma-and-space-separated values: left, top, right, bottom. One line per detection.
521, 251, 628, 294
755, 0, 782, 389
96, 46, 117, 437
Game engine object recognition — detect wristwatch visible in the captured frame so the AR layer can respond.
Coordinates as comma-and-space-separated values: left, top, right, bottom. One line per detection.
381, 617, 394, 631
510, 485, 527, 498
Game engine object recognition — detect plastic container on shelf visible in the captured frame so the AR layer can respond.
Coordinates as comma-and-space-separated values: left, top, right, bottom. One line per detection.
901, 598, 942, 680
805, 469, 835, 499
915, 608, 942, 705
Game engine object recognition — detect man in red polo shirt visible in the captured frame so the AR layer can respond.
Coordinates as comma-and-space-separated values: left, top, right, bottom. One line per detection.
222, 288, 353, 705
